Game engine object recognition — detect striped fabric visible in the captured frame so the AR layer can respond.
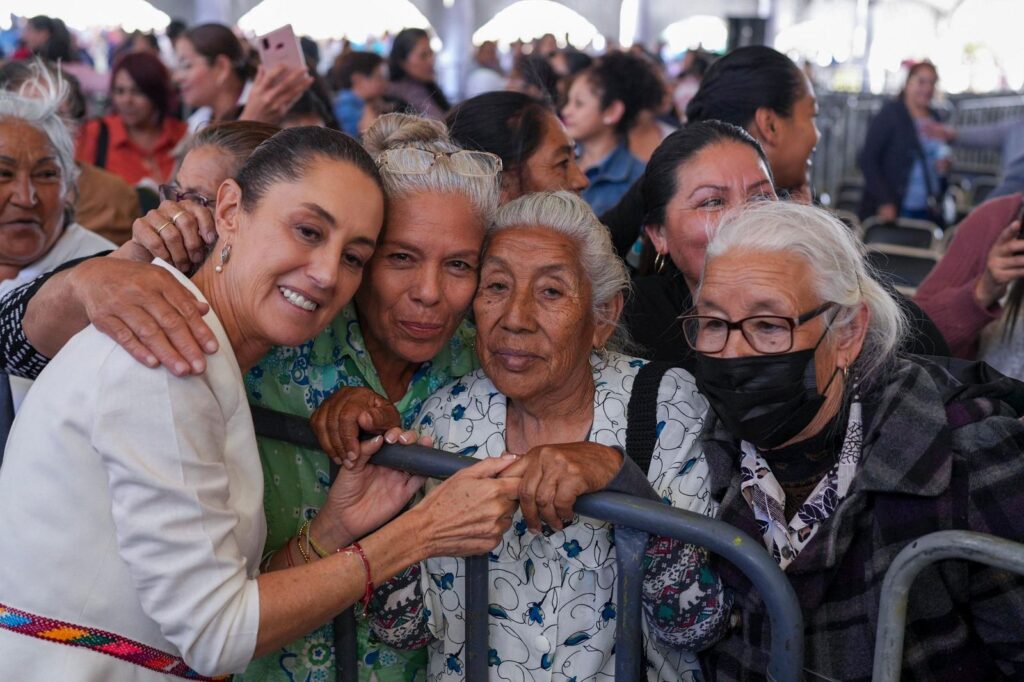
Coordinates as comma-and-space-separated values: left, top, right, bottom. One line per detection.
0, 603, 228, 681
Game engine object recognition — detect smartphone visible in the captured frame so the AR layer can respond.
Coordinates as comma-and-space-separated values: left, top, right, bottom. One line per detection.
1018, 203, 1024, 240
256, 24, 305, 71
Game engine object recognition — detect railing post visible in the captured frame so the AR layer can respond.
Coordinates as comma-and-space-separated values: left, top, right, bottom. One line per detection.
873, 530, 1024, 682
613, 525, 649, 682
464, 554, 490, 678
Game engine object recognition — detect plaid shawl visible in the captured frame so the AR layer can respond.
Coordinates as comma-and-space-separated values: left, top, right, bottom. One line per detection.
700, 356, 1024, 681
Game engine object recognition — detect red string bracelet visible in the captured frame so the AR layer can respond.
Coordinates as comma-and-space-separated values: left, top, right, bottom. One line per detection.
340, 541, 374, 616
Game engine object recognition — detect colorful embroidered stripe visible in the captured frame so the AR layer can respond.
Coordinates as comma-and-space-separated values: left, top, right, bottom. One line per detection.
0, 603, 229, 681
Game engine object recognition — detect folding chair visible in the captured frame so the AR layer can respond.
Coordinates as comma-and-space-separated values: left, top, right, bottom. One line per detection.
865, 244, 941, 296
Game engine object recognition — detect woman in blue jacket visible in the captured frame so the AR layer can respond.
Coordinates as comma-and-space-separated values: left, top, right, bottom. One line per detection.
858, 61, 950, 224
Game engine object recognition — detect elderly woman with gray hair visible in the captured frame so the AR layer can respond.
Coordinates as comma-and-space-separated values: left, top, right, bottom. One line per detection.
686, 200, 1024, 681
0, 72, 113, 412
352, 191, 729, 681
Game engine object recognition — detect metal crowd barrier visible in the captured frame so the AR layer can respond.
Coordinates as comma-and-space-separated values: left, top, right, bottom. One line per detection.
250, 405, 805, 681
872, 530, 1024, 682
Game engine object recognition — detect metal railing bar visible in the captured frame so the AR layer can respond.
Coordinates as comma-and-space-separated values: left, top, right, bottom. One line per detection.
872, 530, 1024, 682
464, 554, 489, 679
250, 406, 804, 682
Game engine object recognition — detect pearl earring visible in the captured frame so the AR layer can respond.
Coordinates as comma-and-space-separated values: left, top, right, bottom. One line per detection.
215, 244, 231, 273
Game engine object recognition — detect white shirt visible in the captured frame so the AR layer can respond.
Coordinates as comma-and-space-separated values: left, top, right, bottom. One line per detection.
464, 66, 507, 99
412, 352, 715, 681
187, 81, 254, 134
0, 222, 114, 410
0, 260, 264, 680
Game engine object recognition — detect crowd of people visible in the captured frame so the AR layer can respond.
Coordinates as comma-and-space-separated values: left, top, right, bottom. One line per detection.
0, 12, 1023, 682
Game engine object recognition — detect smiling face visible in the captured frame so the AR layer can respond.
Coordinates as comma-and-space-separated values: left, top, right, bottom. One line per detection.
0, 119, 67, 269
646, 140, 776, 290
354, 191, 485, 365
111, 68, 157, 129
402, 37, 436, 83
173, 37, 224, 109
213, 156, 384, 352
766, 76, 820, 191
475, 226, 609, 404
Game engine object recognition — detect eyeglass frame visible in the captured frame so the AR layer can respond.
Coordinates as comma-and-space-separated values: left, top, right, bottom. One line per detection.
158, 184, 215, 209
678, 301, 837, 355
374, 147, 503, 177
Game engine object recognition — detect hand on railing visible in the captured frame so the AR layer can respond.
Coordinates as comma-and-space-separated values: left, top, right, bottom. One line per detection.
409, 455, 521, 558
313, 426, 429, 552
311, 386, 402, 466
498, 442, 623, 533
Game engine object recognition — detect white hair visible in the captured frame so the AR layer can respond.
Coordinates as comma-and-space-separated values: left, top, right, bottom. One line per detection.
362, 113, 499, 221
489, 191, 631, 352
0, 63, 78, 200
702, 200, 908, 385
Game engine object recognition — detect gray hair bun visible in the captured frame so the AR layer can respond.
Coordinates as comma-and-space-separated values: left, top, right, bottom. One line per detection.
362, 112, 453, 156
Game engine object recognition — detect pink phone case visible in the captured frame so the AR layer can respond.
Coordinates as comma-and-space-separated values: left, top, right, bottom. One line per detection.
257, 24, 305, 71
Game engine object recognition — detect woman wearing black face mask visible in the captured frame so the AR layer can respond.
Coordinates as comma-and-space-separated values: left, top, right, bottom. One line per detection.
682, 200, 1024, 681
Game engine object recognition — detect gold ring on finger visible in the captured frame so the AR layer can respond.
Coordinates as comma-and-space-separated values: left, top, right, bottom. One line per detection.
170, 210, 186, 223
155, 221, 172, 235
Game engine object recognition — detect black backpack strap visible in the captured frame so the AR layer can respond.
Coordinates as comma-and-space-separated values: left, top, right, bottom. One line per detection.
94, 119, 109, 169
625, 361, 676, 475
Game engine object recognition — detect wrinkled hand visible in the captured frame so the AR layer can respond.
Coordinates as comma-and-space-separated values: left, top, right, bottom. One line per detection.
127, 200, 217, 274
69, 257, 218, 375
313, 426, 430, 551
239, 63, 314, 125
413, 456, 521, 557
975, 219, 1024, 308
311, 386, 401, 466
876, 203, 898, 223
500, 442, 623, 532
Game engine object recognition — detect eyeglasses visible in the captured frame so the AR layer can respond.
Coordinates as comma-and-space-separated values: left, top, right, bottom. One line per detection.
679, 302, 836, 355
158, 184, 214, 209
375, 147, 503, 177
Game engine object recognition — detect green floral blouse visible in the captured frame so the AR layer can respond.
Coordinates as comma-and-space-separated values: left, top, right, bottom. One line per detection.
237, 303, 478, 682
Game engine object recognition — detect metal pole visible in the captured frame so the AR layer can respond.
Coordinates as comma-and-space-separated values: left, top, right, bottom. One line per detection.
613, 526, 649, 681
464, 554, 490, 678
872, 530, 1024, 682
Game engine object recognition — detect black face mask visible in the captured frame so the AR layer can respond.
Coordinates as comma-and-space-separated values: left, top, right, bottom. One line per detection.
694, 344, 839, 450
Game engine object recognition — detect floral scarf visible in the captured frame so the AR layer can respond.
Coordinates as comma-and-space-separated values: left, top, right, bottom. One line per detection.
739, 401, 863, 569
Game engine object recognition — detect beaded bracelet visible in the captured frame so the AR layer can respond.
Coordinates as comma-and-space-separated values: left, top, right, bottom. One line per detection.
339, 541, 374, 616
307, 527, 332, 559
295, 521, 313, 564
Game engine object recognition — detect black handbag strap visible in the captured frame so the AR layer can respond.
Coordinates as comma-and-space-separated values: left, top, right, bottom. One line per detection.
625, 361, 676, 475
94, 119, 109, 169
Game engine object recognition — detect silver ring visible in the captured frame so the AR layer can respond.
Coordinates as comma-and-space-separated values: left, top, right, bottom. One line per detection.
155, 221, 172, 235
170, 210, 186, 223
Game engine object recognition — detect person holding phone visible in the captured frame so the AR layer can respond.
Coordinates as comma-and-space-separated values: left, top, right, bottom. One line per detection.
916, 192, 1024, 377
174, 23, 312, 133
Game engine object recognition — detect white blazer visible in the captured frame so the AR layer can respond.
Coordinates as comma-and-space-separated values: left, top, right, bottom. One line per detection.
0, 260, 264, 680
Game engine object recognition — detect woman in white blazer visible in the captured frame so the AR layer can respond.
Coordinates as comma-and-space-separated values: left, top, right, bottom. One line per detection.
0, 124, 521, 680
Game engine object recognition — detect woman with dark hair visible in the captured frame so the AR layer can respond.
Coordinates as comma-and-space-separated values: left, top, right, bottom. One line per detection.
329, 51, 387, 137
858, 61, 950, 224
561, 52, 662, 215
76, 51, 187, 186
0, 125, 520, 681
386, 28, 450, 120
620, 121, 949, 368
447, 90, 588, 202
685, 45, 819, 202
175, 23, 312, 133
